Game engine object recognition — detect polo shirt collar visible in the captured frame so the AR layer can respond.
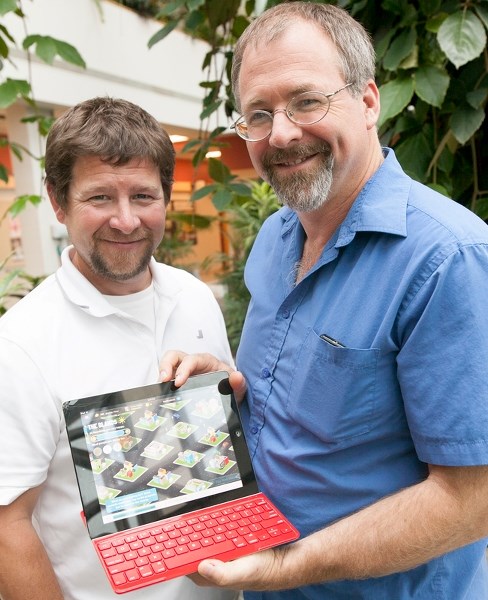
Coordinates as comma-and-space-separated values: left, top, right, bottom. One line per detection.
280, 147, 409, 247
55, 247, 175, 317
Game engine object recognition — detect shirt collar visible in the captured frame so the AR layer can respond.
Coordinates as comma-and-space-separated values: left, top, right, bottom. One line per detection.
280, 148, 409, 246
55, 246, 174, 317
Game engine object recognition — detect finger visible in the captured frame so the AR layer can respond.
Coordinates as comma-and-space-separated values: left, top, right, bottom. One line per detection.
196, 553, 266, 590
159, 350, 189, 382
228, 371, 247, 405
173, 353, 234, 387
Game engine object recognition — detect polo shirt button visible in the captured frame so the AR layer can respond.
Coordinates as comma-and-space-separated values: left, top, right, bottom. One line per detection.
250, 426, 258, 434
261, 367, 271, 378
282, 309, 290, 318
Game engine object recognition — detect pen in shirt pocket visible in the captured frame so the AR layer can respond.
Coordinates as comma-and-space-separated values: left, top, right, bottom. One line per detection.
320, 333, 346, 348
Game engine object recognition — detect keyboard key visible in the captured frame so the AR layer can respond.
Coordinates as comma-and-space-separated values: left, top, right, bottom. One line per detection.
164, 539, 235, 569
98, 493, 299, 593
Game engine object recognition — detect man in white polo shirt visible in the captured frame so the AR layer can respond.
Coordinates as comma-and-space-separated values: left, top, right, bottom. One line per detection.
0, 97, 237, 600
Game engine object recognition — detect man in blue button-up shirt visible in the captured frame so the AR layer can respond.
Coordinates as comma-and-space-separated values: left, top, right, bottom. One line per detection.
160, 2, 488, 598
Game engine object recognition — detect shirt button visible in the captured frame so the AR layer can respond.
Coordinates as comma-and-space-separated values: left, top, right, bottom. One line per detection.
282, 309, 290, 319
250, 426, 258, 434
261, 367, 271, 378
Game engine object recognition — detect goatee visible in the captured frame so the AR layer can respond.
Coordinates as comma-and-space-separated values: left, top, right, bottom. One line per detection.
261, 143, 334, 212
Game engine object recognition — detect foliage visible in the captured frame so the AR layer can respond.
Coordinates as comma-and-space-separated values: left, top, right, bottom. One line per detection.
217, 181, 280, 353
0, 253, 44, 315
153, 209, 215, 268
0, 0, 85, 217
147, 0, 487, 218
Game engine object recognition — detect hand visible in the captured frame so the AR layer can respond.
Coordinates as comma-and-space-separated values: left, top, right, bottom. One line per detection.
189, 547, 291, 591
159, 350, 247, 403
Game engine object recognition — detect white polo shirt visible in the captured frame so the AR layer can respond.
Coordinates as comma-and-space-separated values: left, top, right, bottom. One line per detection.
0, 246, 236, 600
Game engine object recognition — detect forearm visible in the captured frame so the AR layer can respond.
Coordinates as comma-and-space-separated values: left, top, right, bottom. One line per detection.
0, 521, 64, 600
276, 465, 488, 588
196, 465, 488, 590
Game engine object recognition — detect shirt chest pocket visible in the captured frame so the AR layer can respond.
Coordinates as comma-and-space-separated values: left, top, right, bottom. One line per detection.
285, 328, 379, 445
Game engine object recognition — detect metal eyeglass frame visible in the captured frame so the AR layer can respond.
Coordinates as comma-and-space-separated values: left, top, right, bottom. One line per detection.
231, 83, 353, 142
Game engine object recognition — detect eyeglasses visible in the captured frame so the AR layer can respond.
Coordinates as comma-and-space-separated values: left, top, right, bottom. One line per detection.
231, 83, 353, 142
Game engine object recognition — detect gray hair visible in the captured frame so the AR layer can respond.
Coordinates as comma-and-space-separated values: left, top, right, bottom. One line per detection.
231, 2, 376, 111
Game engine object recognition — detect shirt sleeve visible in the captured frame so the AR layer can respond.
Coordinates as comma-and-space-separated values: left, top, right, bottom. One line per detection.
0, 337, 61, 504
396, 242, 488, 466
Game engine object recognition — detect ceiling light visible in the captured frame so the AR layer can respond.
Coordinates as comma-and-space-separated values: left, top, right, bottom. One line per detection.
170, 134, 189, 143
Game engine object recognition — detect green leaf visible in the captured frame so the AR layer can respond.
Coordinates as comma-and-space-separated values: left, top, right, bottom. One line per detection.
208, 157, 231, 183
0, 35, 8, 59
206, 0, 240, 29
228, 182, 252, 196
148, 20, 179, 49
21, 114, 55, 136
395, 131, 432, 181
200, 98, 222, 120
474, 5, 488, 31
419, 0, 441, 17
8, 194, 42, 218
414, 65, 449, 107
466, 87, 487, 110
437, 11, 486, 69
0, 78, 31, 108
426, 182, 450, 197
8, 141, 22, 161
0, 0, 17, 16
450, 105, 485, 144
0, 163, 8, 183
212, 187, 233, 211
232, 15, 251, 38
187, 0, 205, 10
425, 13, 447, 33
155, 1, 185, 17
378, 77, 415, 128
375, 29, 396, 61
54, 40, 86, 68
473, 196, 488, 221
191, 184, 216, 201
383, 27, 416, 71
185, 10, 204, 29
22, 35, 84, 67
0, 23, 16, 44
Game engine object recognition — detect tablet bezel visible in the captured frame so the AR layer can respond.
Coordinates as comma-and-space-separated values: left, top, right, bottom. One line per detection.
63, 371, 258, 540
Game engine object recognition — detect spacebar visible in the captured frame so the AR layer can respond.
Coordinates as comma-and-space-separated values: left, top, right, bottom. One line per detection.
165, 540, 236, 569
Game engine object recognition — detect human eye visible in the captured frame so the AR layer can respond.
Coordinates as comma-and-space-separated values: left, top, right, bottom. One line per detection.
247, 111, 271, 126
88, 194, 110, 202
293, 93, 327, 113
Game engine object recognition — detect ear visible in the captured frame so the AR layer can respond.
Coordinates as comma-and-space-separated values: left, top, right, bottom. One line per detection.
362, 80, 381, 130
47, 183, 66, 224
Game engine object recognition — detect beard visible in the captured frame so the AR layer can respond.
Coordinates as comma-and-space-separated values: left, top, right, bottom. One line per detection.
261, 143, 334, 212
90, 231, 156, 282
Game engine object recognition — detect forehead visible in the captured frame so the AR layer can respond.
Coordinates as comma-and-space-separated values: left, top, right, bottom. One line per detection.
71, 155, 159, 183
239, 20, 343, 108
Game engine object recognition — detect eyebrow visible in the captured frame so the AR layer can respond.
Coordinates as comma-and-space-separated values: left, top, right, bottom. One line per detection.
242, 85, 320, 112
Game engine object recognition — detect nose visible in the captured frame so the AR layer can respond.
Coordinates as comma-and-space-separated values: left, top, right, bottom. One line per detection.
268, 110, 303, 148
109, 200, 141, 233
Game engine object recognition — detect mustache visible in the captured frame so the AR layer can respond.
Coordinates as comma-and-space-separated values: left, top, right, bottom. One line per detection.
94, 228, 151, 244
262, 141, 332, 168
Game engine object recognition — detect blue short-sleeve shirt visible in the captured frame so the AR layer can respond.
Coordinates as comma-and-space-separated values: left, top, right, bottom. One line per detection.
237, 149, 488, 599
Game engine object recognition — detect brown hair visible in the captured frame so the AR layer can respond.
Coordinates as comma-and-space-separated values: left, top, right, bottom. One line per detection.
231, 2, 376, 111
44, 97, 175, 209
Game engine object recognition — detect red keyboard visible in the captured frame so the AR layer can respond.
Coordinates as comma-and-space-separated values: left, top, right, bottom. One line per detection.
94, 493, 299, 594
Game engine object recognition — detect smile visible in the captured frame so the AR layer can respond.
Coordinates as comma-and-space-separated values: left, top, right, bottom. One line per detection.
275, 154, 317, 167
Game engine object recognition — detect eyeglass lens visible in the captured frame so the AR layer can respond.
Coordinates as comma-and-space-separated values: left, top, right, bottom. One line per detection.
235, 91, 331, 141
